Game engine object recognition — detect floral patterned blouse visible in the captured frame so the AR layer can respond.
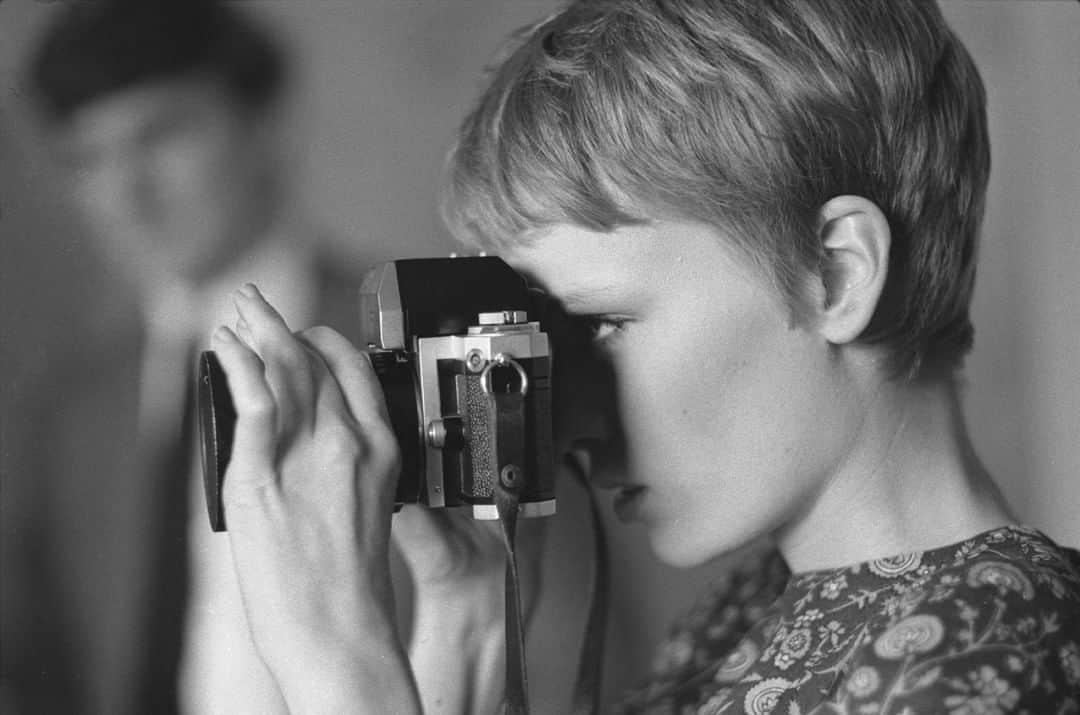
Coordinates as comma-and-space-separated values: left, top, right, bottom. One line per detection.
616, 526, 1080, 714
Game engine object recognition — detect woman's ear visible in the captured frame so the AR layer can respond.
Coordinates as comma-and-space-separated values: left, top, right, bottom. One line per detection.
815, 195, 890, 345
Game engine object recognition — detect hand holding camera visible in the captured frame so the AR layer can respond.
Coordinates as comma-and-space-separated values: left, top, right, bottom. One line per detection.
201, 258, 562, 712
210, 284, 420, 712
201, 257, 556, 530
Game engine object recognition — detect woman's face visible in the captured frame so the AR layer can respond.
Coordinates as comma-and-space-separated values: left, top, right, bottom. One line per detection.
505, 220, 860, 567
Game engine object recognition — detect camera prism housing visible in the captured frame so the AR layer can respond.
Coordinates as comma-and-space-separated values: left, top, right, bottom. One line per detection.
359, 256, 556, 519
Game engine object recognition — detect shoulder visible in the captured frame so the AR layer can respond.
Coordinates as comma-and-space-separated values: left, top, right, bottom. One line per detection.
616, 529, 1080, 714
265, 219, 373, 337
614, 545, 789, 712
826, 527, 1080, 712
310, 244, 373, 338
655, 545, 790, 677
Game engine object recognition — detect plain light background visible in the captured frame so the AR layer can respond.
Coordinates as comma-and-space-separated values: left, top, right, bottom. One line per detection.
2, 1, 1077, 710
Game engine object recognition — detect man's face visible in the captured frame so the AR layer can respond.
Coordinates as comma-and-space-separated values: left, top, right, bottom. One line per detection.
506, 220, 861, 567
53, 78, 268, 286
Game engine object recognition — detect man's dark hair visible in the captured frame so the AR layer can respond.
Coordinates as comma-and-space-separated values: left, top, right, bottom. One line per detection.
28, 0, 286, 123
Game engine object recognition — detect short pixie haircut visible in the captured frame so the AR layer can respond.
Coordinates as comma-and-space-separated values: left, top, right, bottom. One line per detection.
29, 0, 285, 124
444, 0, 990, 380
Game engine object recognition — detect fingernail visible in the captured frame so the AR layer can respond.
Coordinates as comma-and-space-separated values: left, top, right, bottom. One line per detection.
213, 325, 236, 342
238, 283, 258, 299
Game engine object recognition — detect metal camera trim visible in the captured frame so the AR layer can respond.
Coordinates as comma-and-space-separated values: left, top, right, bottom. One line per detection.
359, 262, 406, 350
415, 313, 552, 517
358, 258, 557, 520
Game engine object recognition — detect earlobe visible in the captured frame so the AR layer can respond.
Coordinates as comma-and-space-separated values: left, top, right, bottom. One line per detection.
815, 196, 890, 346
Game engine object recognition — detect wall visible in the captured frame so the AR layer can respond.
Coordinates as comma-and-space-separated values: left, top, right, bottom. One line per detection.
2, 2, 1077, 711
940, 1, 1080, 549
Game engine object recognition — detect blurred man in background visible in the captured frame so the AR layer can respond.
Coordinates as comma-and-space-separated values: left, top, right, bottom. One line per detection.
3, 1, 358, 713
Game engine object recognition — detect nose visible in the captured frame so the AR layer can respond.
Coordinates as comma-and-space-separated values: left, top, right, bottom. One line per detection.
567, 434, 626, 489
551, 347, 617, 447
553, 351, 626, 484
541, 298, 626, 479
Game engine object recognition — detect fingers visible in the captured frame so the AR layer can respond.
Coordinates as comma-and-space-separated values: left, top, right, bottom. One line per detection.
299, 326, 390, 426
232, 284, 294, 350
233, 284, 322, 425
235, 316, 255, 347
233, 284, 312, 388
211, 325, 276, 484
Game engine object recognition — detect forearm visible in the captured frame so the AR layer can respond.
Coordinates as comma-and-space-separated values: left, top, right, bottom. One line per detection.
269, 620, 423, 715
233, 535, 422, 714
409, 580, 506, 715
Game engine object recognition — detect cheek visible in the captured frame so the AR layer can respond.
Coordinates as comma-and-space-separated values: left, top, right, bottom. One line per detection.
72, 182, 110, 229
618, 304, 826, 489
70, 177, 142, 258
71, 165, 128, 223
152, 126, 246, 207
629, 322, 838, 566
154, 148, 221, 206
608, 327, 733, 480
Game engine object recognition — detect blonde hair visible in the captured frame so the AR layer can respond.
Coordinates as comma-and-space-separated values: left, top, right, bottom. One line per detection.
443, 0, 990, 380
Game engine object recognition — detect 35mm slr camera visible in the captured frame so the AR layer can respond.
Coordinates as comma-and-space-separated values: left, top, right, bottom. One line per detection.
198, 256, 556, 531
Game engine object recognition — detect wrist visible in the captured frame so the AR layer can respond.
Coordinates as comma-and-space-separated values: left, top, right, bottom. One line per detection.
272, 628, 421, 715
413, 564, 504, 611
243, 571, 399, 668
409, 591, 506, 715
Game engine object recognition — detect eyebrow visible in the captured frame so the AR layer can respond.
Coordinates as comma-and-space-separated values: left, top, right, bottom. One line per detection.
522, 273, 618, 310
554, 285, 616, 309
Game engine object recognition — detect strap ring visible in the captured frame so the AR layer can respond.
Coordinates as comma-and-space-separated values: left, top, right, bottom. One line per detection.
480, 353, 529, 396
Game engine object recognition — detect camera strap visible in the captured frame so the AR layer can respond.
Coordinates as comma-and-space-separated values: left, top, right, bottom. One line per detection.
567, 457, 609, 715
488, 361, 610, 715
494, 459, 611, 715
494, 474, 529, 715
490, 379, 530, 715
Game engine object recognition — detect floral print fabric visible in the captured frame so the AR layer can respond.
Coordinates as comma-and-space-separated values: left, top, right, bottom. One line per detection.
617, 526, 1080, 714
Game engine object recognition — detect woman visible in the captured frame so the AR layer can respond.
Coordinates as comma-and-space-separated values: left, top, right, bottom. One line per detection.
212, 1, 1080, 712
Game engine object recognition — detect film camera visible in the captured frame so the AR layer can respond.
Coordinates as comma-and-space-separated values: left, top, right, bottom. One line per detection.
198, 256, 556, 531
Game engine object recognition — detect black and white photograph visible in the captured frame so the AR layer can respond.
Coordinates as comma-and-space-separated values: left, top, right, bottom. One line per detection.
1, 1, 1078, 713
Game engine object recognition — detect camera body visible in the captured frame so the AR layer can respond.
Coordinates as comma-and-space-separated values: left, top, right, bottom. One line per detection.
359, 256, 555, 519
197, 256, 556, 531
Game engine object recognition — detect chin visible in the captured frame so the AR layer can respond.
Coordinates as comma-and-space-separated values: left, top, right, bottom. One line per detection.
647, 511, 774, 569
647, 523, 735, 569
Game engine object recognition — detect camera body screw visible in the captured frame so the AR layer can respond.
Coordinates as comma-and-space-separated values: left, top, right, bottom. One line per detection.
466, 348, 486, 373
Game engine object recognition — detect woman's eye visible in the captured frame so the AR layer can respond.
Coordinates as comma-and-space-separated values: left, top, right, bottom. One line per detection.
581, 316, 628, 344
